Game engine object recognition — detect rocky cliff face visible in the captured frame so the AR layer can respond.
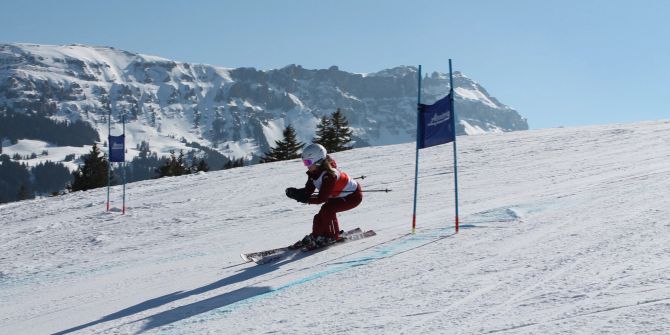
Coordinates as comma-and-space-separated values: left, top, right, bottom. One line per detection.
0, 43, 528, 161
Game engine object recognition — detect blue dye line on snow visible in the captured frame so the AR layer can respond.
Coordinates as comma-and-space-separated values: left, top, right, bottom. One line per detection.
250, 227, 454, 298
155, 227, 455, 332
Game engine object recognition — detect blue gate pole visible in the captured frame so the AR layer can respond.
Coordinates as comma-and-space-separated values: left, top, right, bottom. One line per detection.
106, 106, 111, 211
122, 115, 126, 215
411, 65, 422, 234
449, 59, 460, 233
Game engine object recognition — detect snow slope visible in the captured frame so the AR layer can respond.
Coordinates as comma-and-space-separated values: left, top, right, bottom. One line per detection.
1, 120, 670, 334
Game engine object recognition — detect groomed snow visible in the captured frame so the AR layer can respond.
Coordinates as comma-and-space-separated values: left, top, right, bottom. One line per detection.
1, 120, 670, 334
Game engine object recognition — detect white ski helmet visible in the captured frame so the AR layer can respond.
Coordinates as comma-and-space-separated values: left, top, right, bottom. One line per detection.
301, 143, 327, 167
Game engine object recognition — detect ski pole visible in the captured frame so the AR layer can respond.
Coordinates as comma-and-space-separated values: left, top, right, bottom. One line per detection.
339, 188, 392, 194
307, 188, 392, 196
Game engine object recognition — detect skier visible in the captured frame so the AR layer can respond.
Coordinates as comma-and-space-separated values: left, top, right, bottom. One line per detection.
285, 143, 362, 250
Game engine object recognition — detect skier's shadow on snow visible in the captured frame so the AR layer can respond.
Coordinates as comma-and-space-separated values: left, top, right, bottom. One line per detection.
52, 256, 306, 335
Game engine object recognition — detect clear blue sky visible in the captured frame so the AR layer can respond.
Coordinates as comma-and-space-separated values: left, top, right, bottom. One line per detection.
2, 0, 669, 129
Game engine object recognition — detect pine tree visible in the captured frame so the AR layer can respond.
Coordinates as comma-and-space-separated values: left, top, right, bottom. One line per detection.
137, 140, 151, 159
192, 157, 209, 173
176, 150, 187, 173
69, 143, 109, 192
17, 183, 31, 201
312, 109, 354, 153
0, 154, 32, 203
33, 161, 72, 194
211, 117, 225, 144
193, 108, 201, 129
150, 108, 157, 127
312, 116, 336, 152
260, 125, 305, 163
224, 157, 244, 169
156, 150, 190, 177
330, 108, 354, 152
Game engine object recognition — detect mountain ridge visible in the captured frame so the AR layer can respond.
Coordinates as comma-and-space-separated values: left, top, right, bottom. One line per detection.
1, 43, 527, 166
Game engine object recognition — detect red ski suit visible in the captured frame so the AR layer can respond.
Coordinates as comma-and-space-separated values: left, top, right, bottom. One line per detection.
303, 163, 362, 239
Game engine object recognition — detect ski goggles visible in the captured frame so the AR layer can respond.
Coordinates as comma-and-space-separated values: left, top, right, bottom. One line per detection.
302, 158, 322, 167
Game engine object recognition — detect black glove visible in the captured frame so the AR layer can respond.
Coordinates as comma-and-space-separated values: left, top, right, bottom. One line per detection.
286, 187, 309, 203
285, 187, 298, 199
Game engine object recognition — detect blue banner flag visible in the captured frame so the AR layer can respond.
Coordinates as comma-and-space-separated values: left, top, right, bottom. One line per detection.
417, 93, 455, 149
108, 135, 125, 162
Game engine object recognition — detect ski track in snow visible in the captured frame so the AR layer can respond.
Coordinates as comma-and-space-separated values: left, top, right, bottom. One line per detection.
2, 120, 670, 334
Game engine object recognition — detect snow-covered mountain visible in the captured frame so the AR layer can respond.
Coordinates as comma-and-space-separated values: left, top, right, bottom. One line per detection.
1, 120, 669, 334
0, 43, 527, 165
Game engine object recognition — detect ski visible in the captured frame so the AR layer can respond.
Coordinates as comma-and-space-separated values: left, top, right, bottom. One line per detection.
240, 246, 291, 263
241, 228, 375, 264
254, 229, 375, 264
299, 228, 374, 252
240, 228, 362, 263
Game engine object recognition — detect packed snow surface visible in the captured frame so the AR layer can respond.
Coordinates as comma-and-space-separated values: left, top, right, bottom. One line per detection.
1, 120, 670, 334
